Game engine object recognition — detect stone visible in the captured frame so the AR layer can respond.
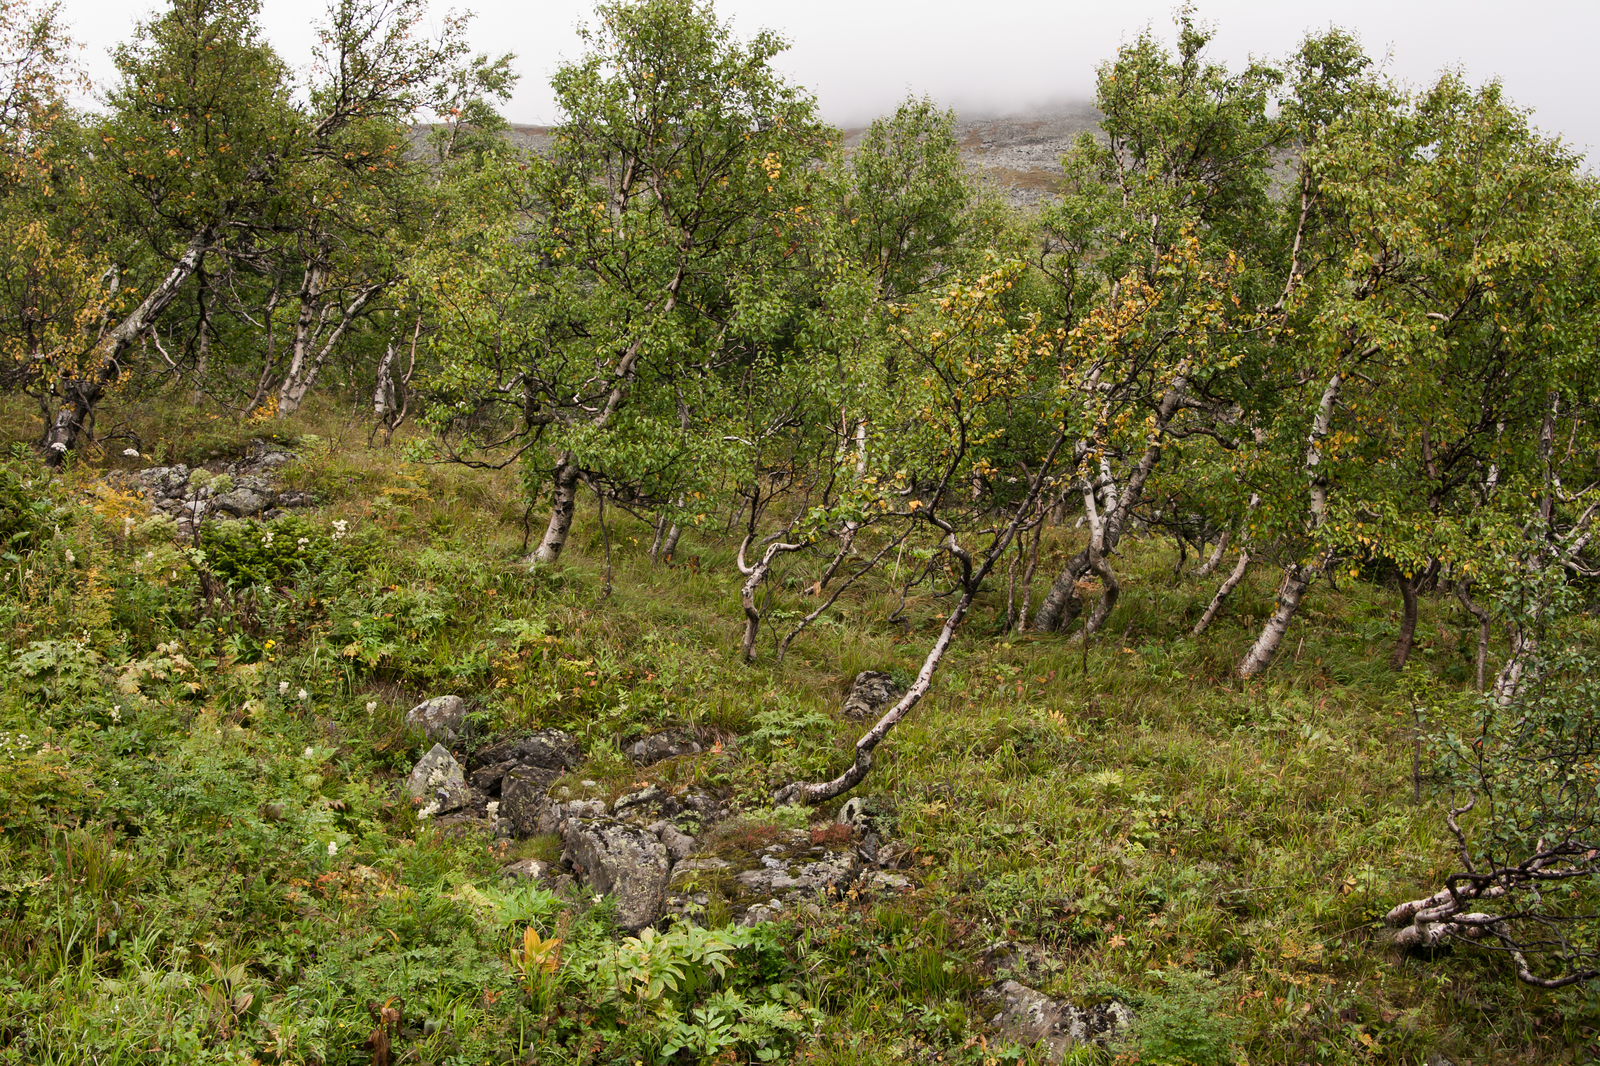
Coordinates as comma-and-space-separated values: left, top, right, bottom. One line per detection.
649, 820, 698, 864
405, 743, 469, 814
470, 730, 581, 775
983, 980, 1134, 1062
841, 671, 900, 720
276, 490, 316, 509
405, 695, 468, 742
862, 870, 913, 894
563, 818, 670, 931
837, 795, 896, 837
502, 858, 551, 880
628, 729, 703, 765
501, 767, 552, 837
210, 488, 273, 517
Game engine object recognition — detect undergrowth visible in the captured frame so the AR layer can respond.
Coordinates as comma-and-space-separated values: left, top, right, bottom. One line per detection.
0, 404, 1593, 1064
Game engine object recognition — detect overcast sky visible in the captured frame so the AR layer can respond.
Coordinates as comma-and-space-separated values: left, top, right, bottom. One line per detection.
55, 0, 1599, 160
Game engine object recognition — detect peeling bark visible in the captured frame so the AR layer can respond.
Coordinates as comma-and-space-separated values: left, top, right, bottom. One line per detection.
532, 455, 581, 564
1195, 529, 1230, 578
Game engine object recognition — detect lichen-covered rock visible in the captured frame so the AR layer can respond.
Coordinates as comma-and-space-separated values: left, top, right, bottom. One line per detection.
405, 743, 469, 814
837, 795, 896, 837
648, 820, 697, 864
405, 695, 467, 742
982, 980, 1134, 1062
471, 730, 581, 777
627, 729, 703, 765
563, 818, 670, 931
502, 858, 551, 880
501, 767, 552, 837
211, 488, 272, 518
841, 671, 900, 720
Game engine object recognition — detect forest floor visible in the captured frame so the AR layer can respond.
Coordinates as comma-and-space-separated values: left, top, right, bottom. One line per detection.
0, 400, 1593, 1065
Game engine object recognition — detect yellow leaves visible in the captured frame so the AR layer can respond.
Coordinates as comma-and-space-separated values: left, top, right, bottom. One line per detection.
512, 926, 563, 975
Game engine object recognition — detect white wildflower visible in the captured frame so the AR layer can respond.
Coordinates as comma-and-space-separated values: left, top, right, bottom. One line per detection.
123, 448, 140, 457
418, 801, 439, 819
485, 801, 500, 822
262, 529, 275, 548
49, 442, 66, 452
109, 706, 121, 723
296, 537, 309, 550
331, 519, 349, 541
327, 841, 338, 857
63, 550, 74, 564
123, 517, 134, 536
302, 746, 315, 759
296, 688, 308, 701
278, 681, 290, 695
365, 701, 377, 713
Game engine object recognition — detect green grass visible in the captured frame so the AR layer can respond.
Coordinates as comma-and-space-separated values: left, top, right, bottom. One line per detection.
0, 403, 1594, 1064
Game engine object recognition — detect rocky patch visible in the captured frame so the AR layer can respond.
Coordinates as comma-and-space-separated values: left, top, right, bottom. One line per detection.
982, 980, 1134, 1062
841, 671, 901, 720
405, 743, 469, 815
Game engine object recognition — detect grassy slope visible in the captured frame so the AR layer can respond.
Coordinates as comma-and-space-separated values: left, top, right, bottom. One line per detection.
0, 403, 1594, 1064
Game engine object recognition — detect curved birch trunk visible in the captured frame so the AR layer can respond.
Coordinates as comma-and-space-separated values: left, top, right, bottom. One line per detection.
1237, 563, 1316, 677
736, 534, 804, 662
44, 230, 212, 464
1192, 549, 1250, 636
1195, 530, 1230, 578
773, 580, 976, 805
1455, 580, 1492, 692
1236, 372, 1342, 677
532, 456, 581, 563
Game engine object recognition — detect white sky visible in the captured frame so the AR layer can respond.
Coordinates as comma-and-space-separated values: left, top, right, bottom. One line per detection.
56, 0, 1599, 160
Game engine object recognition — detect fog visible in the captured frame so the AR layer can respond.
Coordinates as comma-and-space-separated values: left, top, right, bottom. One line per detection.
55, 0, 1599, 158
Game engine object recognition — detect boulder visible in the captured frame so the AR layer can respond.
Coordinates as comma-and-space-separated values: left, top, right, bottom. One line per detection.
405, 695, 468, 742
405, 743, 469, 814
841, 671, 901, 720
501, 767, 552, 837
563, 818, 670, 931
983, 981, 1134, 1062
470, 729, 581, 778
276, 490, 316, 509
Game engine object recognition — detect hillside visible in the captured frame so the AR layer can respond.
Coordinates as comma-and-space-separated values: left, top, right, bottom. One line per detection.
0, 410, 1586, 1065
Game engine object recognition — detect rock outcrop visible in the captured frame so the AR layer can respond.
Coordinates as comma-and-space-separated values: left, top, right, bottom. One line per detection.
841, 671, 901, 720
563, 818, 671, 931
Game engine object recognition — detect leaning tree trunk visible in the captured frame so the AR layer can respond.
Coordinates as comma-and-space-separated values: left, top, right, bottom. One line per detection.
531, 455, 581, 564
44, 230, 212, 465
1237, 563, 1317, 677
1236, 372, 1342, 677
1195, 530, 1230, 578
1193, 549, 1250, 636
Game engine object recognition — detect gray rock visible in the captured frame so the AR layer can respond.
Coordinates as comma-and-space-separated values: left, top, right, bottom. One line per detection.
471, 730, 581, 775
983, 981, 1134, 1062
405, 743, 469, 814
501, 767, 552, 837
648, 820, 698, 864
841, 671, 900, 720
564, 818, 670, 931
613, 785, 664, 814
862, 870, 913, 894
276, 490, 316, 509
735, 844, 861, 899
837, 795, 896, 836
211, 489, 273, 518
628, 730, 703, 765
502, 858, 551, 880
406, 695, 467, 742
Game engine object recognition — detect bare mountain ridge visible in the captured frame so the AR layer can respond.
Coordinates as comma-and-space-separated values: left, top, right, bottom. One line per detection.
432, 105, 1102, 209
